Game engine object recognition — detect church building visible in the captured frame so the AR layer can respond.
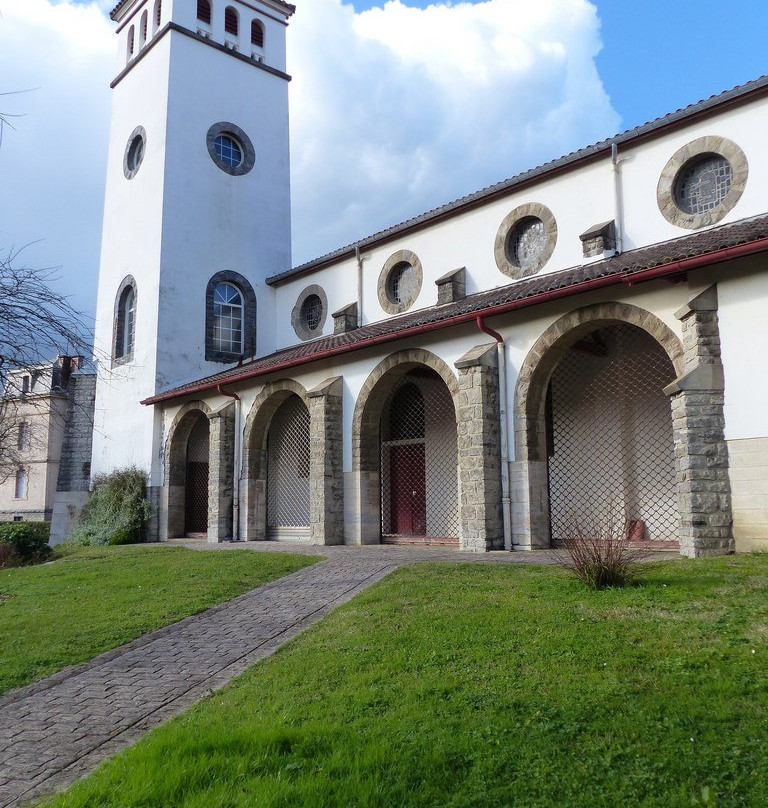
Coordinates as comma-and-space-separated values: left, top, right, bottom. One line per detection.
86, 0, 768, 556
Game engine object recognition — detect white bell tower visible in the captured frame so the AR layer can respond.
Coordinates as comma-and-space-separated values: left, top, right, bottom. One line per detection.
90, 0, 294, 501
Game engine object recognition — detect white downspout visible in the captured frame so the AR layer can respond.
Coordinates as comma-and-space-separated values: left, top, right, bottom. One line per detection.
355, 245, 364, 327
612, 142, 626, 254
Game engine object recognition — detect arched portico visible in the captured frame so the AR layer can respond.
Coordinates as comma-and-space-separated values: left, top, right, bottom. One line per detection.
242, 376, 343, 544
163, 400, 236, 542
353, 349, 461, 546
512, 301, 698, 552
353, 347, 502, 551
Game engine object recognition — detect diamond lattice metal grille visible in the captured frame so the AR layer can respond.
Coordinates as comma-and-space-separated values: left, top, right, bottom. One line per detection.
185, 416, 209, 535
380, 370, 459, 543
547, 324, 679, 544
267, 395, 310, 534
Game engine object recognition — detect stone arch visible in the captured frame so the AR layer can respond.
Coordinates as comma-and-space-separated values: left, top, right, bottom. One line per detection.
241, 379, 309, 541
352, 349, 461, 546
163, 401, 213, 540
511, 302, 684, 549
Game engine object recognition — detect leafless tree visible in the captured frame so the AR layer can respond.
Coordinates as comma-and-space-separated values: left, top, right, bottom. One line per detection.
0, 250, 92, 481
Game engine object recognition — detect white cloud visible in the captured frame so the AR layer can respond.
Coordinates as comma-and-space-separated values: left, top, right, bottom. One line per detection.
289, 0, 619, 263
0, 0, 619, 319
0, 0, 113, 319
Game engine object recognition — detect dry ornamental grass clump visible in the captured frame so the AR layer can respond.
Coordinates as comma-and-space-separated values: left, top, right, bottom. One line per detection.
554, 510, 645, 589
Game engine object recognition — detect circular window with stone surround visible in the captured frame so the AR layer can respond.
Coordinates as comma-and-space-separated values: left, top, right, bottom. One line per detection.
292, 284, 328, 340
657, 136, 748, 229
378, 250, 423, 314
494, 202, 557, 279
123, 126, 146, 179
206, 121, 255, 176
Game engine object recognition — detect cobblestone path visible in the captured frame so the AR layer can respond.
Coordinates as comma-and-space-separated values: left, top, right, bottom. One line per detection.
0, 544, 560, 807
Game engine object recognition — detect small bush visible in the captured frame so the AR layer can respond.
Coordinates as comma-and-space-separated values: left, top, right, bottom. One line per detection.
554, 511, 644, 590
0, 522, 52, 565
72, 467, 152, 546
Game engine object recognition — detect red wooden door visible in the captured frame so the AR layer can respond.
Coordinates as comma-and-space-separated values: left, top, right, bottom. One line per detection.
389, 444, 426, 535
185, 461, 209, 534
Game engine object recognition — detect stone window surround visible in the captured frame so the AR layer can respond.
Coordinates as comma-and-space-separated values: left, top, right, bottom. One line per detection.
657, 136, 748, 230
291, 284, 328, 341
112, 275, 137, 366
494, 202, 557, 279
205, 270, 257, 363
123, 125, 146, 180
377, 250, 423, 315
206, 121, 255, 176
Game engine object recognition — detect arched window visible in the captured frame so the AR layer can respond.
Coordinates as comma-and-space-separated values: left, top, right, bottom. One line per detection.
153, 0, 162, 33
127, 26, 135, 61
205, 272, 257, 362
213, 283, 243, 354
197, 0, 212, 25
224, 6, 239, 36
114, 278, 137, 361
140, 10, 148, 47
251, 19, 264, 48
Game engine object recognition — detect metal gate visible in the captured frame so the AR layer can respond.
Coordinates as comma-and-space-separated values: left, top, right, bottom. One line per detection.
380, 369, 458, 544
266, 394, 311, 540
185, 416, 209, 535
547, 323, 679, 544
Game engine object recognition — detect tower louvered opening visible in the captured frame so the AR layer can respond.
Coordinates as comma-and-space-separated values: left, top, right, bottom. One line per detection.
380, 369, 458, 545
547, 323, 679, 545
267, 395, 310, 540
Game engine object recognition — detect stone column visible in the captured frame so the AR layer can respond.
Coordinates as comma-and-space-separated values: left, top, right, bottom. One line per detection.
664, 286, 733, 556
207, 405, 235, 543
307, 377, 344, 545
455, 344, 503, 551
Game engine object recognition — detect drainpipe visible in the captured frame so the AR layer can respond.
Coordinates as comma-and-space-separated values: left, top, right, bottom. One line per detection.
217, 384, 241, 541
611, 142, 627, 254
475, 315, 512, 551
355, 245, 364, 327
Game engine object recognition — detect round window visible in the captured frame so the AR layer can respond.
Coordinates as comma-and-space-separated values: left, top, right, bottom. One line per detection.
494, 203, 557, 279
507, 216, 546, 270
206, 122, 255, 176
123, 126, 147, 179
292, 285, 328, 340
301, 294, 323, 331
213, 134, 243, 170
674, 153, 733, 215
657, 136, 748, 229
386, 261, 416, 305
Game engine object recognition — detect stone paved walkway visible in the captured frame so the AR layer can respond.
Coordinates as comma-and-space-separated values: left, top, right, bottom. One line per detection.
0, 542, 618, 807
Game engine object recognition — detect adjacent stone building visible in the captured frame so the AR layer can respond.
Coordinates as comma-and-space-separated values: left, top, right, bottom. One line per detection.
0, 357, 95, 539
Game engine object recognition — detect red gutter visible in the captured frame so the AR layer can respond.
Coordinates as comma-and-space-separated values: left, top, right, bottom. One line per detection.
142, 238, 768, 405
216, 384, 240, 403
475, 315, 504, 344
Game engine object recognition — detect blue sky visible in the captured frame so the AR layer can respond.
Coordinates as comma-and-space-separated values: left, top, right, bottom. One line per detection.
2, 0, 766, 323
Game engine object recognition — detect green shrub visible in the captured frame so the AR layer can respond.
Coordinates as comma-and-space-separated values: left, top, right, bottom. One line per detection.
73, 467, 152, 546
0, 522, 52, 565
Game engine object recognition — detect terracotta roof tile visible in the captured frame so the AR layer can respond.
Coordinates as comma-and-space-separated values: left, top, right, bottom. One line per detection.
144, 214, 768, 403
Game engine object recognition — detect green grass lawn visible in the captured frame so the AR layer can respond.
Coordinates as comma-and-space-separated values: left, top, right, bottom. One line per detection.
0, 545, 316, 694
40, 554, 767, 808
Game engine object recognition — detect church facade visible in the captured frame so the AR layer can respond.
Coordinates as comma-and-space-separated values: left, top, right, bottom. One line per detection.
89, 0, 768, 556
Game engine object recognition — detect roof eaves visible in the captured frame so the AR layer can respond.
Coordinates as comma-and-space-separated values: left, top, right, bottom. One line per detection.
145, 215, 768, 405
266, 74, 768, 287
